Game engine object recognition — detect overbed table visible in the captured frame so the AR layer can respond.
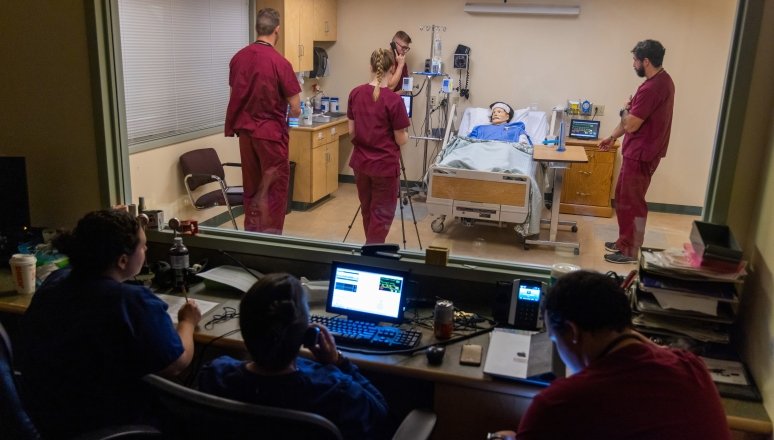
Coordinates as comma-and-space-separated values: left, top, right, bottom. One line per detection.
526, 144, 589, 254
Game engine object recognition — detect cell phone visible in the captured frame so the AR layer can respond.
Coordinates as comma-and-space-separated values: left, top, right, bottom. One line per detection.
303, 326, 320, 348
460, 344, 482, 366
390, 41, 398, 55
510, 279, 543, 330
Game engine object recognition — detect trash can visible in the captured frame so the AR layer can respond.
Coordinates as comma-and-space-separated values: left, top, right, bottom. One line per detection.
286, 161, 296, 214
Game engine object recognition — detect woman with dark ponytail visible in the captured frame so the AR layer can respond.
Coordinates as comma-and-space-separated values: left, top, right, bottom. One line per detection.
346, 48, 411, 244
200, 273, 389, 439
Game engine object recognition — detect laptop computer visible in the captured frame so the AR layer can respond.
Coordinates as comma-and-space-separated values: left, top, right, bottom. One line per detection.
325, 261, 410, 323
569, 119, 601, 140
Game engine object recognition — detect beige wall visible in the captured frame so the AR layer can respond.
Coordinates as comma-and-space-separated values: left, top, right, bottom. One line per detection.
731, 0, 774, 419
0, 1, 103, 228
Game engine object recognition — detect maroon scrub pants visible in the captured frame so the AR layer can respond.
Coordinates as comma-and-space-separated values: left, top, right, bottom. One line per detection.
239, 135, 289, 234
614, 156, 661, 257
354, 171, 399, 244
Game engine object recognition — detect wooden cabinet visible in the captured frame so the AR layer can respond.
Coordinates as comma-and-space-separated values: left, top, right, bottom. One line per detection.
313, 0, 337, 41
560, 138, 619, 217
258, 0, 313, 72
288, 120, 348, 205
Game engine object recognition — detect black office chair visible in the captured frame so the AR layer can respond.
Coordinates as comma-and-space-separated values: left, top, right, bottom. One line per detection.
179, 148, 243, 230
143, 374, 437, 439
0, 322, 161, 440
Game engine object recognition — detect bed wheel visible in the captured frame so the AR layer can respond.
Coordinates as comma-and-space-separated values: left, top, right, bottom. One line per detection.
523, 243, 529, 251
573, 247, 580, 255
571, 225, 578, 233
402, 196, 409, 206
431, 218, 445, 233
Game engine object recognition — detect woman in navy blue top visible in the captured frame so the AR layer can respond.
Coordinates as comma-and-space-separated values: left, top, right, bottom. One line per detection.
199, 273, 389, 439
19, 209, 202, 437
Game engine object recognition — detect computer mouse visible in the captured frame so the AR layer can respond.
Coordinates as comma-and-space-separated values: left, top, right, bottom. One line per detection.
426, 345, 446, 365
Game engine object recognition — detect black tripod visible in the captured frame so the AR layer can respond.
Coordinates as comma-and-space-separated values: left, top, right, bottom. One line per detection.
343, 153, 423, 250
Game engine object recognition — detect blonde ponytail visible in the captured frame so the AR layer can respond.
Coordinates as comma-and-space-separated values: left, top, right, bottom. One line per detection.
370, 48, 396, 102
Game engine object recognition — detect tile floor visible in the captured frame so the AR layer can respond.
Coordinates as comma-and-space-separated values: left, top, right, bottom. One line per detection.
217, 183, 699, 273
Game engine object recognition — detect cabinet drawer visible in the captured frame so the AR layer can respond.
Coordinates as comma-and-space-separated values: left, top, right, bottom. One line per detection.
311, 129, 331, 148
561, 162, 614, 206
583, 149, 615, 164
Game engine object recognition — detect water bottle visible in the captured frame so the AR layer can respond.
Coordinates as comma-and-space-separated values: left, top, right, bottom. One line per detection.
169, 236, 189, 290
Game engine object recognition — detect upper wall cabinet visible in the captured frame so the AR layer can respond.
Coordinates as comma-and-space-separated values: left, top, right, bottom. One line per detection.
313, 0, 337, 41
258, 0, 313, 72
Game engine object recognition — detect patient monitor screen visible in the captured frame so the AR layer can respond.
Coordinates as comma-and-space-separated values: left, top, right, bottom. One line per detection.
401, 95, 413, 118
569, 119, 601, 139
326, 262, 407, 323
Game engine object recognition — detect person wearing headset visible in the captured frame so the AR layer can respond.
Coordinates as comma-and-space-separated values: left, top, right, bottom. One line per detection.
387, 30, 412, 92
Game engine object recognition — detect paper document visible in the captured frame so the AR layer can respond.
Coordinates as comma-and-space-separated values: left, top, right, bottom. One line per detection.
483, 328, 552, 380
700, 357, 749, 386
196, 265, 263, 293
651, 291, 718, 316
157, 293, 220, 324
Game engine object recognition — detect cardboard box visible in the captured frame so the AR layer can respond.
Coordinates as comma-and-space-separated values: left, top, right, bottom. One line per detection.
689, 221, 742, 263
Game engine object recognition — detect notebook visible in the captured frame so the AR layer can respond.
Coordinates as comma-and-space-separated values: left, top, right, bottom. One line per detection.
483, 328, 556, 383
569, 119, 601, 140
325, 261, 409, 323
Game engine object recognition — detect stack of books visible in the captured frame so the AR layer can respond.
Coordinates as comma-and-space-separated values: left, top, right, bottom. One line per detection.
632, 247, 746, 344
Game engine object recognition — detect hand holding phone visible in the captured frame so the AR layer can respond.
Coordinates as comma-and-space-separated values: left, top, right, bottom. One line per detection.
303, 326, 320, 348
390, 41, 398, 56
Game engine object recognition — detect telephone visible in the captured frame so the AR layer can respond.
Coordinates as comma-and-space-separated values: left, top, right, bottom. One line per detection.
509, 279, 544, 330
303, 326, 320, 348
390, 41, 399, 56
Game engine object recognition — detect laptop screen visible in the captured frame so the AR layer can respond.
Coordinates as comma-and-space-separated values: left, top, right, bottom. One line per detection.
326, 261, 409, 323
569, 119, 601, 139
401, 94, 413, 118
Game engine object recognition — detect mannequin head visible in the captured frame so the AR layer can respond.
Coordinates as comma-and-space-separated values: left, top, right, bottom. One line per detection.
490, 102, 514, 124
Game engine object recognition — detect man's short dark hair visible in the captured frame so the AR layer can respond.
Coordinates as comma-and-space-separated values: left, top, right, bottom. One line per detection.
256, 8, 280, 37
53, 209, 140, 278
543, 270, 632, 333
631, 39, 666, 67
240, 273, 309, 371
393, 30, 412, 44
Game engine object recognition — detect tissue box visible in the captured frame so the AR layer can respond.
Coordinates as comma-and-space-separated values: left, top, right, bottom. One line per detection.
689, 221, 742, 263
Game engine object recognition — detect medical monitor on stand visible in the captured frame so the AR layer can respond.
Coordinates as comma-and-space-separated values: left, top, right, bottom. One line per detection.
401, 94, 413, 118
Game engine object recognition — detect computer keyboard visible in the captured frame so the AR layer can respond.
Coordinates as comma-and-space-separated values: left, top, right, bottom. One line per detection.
310, 315, 421, 350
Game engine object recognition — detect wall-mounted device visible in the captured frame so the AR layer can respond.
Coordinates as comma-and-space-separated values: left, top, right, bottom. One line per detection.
402, 76, 413, 92
441, 78, 452, 94
510, 279, 544, 330
453, 44, 470, 69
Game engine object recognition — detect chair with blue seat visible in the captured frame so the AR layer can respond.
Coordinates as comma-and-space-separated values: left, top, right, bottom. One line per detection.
143, 374, 437, 439
179, 148, 244, 230
0, 321, 160, 440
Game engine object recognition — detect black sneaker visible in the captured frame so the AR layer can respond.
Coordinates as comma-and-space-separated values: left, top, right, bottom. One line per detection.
604, 252, 637, 264
604, 241, 619, 253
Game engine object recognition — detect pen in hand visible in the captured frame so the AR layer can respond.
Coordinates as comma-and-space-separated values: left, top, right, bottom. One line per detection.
181, 284, 189, 303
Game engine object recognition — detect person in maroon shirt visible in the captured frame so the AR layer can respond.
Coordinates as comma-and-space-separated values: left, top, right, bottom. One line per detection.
489, 270, 730, 440
224, 8, 301, 234
387, 31, 412, 93
598, 39, 675, 264
347, 48, 411, 244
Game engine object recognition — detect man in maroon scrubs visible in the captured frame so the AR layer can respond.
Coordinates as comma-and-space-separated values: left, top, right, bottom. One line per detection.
599, 39, 675, 264
225, 8, 301, 234
387, 31, 412, 92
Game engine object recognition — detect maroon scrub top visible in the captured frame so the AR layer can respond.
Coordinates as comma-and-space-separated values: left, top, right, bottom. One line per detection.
347, 84, 411, 177
225, 42, 301, 142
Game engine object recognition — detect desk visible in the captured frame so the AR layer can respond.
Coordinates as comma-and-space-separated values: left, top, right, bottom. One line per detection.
1, 272, 770, 439
527, 145, 589, 254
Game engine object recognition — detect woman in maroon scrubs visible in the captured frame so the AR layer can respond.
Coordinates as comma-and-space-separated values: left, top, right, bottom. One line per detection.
346, 49, 411, 244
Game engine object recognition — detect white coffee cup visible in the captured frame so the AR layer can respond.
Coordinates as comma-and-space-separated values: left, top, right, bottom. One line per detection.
550, 262, 581, 286
9, 254, 37, 294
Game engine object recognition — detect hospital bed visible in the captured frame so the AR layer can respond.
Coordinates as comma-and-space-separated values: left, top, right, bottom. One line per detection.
426, 106, 549, 239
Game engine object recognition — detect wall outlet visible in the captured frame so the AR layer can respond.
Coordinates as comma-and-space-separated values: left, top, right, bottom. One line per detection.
430, 95, 437, 107
592, 104, 605, 116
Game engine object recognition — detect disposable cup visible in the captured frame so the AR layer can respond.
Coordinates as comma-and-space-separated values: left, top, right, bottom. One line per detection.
549, 263, 581, 286
9, 254, 37, 294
